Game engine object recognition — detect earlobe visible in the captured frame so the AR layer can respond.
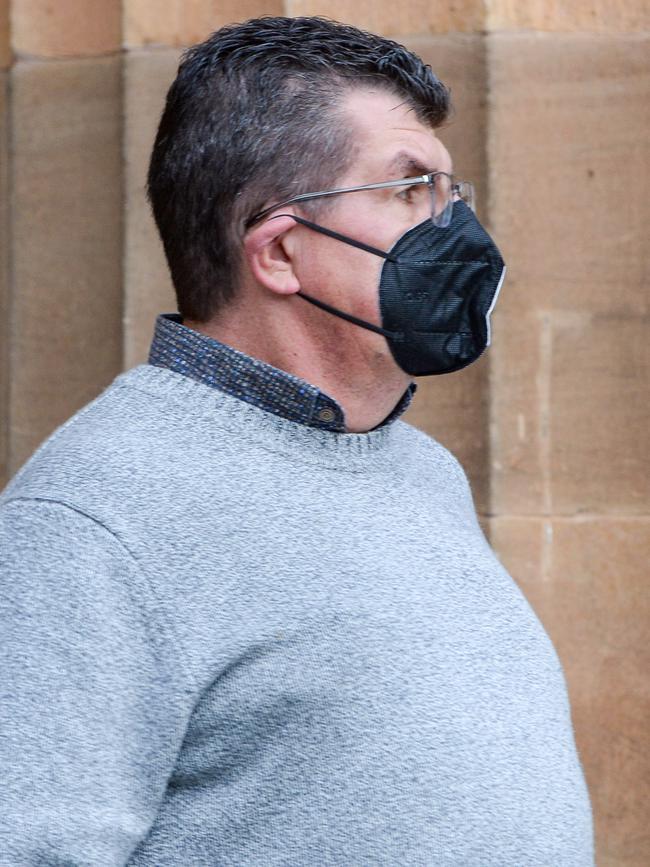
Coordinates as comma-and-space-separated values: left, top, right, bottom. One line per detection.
243, 214, 301, 296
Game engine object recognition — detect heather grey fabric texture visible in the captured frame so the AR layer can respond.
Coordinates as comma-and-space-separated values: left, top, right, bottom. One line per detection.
0, 363, 595, 866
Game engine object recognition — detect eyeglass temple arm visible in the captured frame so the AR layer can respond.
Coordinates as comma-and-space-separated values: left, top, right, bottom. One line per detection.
246, 174, 439, 228
288, 174, 434, 201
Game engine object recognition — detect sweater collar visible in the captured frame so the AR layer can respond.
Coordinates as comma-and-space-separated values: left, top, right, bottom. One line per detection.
147, 314, 416, 433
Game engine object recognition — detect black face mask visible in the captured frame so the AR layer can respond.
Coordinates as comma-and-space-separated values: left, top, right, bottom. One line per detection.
287, 200, 506, 377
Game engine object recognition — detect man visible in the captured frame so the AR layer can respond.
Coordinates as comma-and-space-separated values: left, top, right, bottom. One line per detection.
0, 16, 594, 866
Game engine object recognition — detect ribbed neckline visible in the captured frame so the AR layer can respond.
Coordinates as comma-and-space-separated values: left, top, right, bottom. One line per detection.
148, 313, 416, 434
117, 365, 420, 472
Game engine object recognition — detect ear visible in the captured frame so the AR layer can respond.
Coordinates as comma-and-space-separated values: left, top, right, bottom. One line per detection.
243, 211, 301, 296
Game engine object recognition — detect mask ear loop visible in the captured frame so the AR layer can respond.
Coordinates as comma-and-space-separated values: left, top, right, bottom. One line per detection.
269, 213, 405, 342
295, 289, 405, 341
270, 213, 398, 263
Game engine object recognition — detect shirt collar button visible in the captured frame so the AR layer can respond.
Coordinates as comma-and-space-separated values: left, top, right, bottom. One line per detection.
317, 407, 336, 423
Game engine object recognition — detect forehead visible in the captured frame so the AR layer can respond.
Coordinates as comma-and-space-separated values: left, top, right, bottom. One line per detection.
340, 87, 452, 181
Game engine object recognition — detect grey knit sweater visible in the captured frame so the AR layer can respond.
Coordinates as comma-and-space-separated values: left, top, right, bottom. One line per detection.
0, 363, 594, 866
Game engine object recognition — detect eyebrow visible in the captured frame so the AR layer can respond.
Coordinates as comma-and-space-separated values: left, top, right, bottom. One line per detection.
386, 151, 454, 178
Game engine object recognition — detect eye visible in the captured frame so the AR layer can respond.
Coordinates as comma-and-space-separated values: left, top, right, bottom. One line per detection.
396, 184, 419, 203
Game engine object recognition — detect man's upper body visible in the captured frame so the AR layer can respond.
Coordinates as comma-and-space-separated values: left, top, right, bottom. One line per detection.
0, 15, 594, 866
0, 314, 594, 865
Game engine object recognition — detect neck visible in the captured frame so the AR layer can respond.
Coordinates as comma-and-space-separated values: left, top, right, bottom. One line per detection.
183, 301, 412, 434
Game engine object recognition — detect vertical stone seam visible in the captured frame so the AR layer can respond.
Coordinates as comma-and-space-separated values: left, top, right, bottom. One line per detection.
6, 47, 127, 480
4, 54, 15, 484
538, 310, 553, 516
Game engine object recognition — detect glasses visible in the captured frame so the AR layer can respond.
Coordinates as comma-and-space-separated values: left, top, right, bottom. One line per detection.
245, 172, 475, 230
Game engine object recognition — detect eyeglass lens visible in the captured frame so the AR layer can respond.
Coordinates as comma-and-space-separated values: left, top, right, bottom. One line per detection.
430, 176, 476, 228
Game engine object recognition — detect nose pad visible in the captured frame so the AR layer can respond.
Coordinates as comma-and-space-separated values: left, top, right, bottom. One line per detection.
433, 200, 453, 229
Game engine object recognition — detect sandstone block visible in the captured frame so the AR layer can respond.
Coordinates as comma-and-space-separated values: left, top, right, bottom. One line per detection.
488, 33, 650, 317
490, 515, 650, 867
489, 310, 548, 516
489, 516, 546, 587
550, 311, 650, 514
9, 57, 123, 476
11, 0, 121, 58
124, 49, 180, 369
285, 0, 485, 34
488, 0, 650, 33
490, 308, 650, 516
124, 0, 283, 48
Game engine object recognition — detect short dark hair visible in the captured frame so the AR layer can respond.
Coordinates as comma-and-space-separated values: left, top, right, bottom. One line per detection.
147, 16, 451, 322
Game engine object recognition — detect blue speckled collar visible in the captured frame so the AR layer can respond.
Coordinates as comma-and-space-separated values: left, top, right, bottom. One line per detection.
148, 313, 416, 433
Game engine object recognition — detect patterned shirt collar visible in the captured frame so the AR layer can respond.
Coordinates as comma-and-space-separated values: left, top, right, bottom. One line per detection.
148, 313, 417, 433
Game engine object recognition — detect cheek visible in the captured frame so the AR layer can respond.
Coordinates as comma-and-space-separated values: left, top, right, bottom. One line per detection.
298, 232, 383, 303
319, 244, 384, 319
344, 250, 384, 321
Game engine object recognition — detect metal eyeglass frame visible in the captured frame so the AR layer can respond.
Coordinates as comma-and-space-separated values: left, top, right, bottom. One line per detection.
244, 172, 475, 230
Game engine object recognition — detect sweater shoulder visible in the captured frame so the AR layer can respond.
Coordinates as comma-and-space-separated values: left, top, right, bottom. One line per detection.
394, 418, 472, 483
1, 365, 232, 509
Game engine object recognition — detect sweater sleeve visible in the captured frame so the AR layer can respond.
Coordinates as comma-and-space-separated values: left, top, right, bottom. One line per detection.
0, 497, 195, 866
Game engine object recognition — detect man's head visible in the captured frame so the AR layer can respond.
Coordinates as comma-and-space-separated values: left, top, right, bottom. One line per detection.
147, 16, 451, 323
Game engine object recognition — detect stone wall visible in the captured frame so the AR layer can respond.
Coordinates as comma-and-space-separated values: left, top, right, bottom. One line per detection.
1, 2, 648, 863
